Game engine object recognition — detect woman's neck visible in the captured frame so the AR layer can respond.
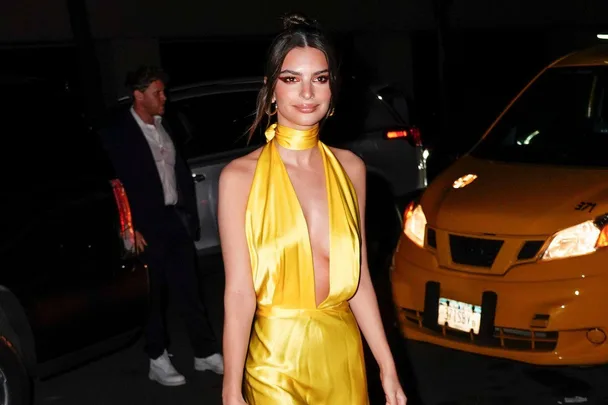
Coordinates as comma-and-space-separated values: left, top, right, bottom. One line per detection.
266, 123, 321, 166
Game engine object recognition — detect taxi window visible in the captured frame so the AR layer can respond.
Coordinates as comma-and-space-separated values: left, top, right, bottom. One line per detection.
471, 67, 608, 167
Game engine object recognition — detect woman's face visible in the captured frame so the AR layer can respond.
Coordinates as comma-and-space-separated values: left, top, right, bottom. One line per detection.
273, 46, 331, 130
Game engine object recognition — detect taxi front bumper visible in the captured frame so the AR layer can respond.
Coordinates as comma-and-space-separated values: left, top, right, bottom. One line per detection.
390, 237, 608, 366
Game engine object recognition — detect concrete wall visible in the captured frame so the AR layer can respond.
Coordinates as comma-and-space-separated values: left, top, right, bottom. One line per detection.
4, 0, 608, 44
2, 0, 607, 109
83, 0, 434, 38
0, 0, 72, 42
449, 0, 608, 28
96, 38, 162, 104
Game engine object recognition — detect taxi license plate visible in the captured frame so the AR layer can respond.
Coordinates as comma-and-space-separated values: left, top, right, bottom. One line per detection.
437, 298, 482, 334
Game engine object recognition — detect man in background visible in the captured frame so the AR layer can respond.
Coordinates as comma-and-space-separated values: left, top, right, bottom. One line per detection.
98, 65, 223, 386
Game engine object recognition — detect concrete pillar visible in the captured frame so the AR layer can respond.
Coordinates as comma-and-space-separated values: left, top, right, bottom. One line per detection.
95, 38, 162, 106
351, 31, 414, 97
66, 0, 104, 118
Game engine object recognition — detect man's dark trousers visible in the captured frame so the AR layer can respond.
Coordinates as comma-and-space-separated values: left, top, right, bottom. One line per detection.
143, 205, 217, 360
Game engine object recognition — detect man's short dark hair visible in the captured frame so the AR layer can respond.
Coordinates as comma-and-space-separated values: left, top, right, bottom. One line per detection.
124, 65, 168, 94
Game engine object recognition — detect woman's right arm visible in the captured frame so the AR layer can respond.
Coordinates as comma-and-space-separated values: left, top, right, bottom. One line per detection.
218, 162, 257, 405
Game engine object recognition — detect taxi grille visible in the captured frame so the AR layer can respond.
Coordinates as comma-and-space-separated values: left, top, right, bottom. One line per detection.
401, 308, 558, 352
449, 235, 504, 267
517, 240, 545, 260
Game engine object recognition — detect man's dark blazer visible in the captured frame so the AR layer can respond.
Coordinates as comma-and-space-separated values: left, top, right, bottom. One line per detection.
98, 108, 200, 246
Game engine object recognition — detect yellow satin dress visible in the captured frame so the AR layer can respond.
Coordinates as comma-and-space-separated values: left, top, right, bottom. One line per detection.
243, 123, 369, 405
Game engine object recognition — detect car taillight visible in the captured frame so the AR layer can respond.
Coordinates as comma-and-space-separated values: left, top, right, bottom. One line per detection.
386, 127, 422, 146
110, 179, 136, 254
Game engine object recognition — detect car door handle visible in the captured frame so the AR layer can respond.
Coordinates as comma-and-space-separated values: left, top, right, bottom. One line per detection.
192, 173, 206, 182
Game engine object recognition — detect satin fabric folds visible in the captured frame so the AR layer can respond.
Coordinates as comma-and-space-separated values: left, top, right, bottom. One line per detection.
243, 124, 369, 404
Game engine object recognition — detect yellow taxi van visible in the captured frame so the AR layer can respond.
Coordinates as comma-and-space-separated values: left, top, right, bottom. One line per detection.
391, 44, 608, 365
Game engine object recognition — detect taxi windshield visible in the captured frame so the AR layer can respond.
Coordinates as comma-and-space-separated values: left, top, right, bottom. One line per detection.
471, 66, 608, 167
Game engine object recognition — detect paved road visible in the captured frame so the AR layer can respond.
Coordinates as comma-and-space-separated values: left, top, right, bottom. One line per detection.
35, 256, 608, 405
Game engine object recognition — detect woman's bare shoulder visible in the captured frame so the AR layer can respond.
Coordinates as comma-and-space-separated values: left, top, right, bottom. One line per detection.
221, 147, 263, 179
219, 146, 264, 193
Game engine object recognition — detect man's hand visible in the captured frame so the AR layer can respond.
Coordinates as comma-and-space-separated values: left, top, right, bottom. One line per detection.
135, 230, 147, 254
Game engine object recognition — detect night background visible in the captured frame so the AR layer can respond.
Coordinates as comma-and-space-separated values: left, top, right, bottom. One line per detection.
4, 0, 608, 148
2, 1, 608, 404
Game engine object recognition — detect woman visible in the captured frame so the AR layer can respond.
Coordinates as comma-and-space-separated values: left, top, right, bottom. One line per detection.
218, 12, 407, 405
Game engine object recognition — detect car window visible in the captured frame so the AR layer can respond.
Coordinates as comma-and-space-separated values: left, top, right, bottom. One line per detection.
4, 81, 114, 190
322, 79, 409, 144
2, 80, 116, 247
375, 86, 410, 123
471, 67, 608, 167
166, 90, 265, 160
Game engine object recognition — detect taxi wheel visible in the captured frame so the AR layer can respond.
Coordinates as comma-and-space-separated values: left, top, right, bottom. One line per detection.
0, 333, 31, 405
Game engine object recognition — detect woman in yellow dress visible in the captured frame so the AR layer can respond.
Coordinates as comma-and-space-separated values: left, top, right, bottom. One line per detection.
218, 12, 407, 405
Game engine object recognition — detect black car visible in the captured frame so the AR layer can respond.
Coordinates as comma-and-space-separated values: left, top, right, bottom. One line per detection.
1, 76, 148, 404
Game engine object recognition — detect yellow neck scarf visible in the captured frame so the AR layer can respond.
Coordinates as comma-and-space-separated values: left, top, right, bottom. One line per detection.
265, 123, 319, 150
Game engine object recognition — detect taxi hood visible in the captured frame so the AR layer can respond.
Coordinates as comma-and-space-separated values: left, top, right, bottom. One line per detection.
421, 156, 608, 236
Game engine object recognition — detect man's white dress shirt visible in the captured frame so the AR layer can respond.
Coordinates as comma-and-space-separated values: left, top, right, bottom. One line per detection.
131, 107, 178, 206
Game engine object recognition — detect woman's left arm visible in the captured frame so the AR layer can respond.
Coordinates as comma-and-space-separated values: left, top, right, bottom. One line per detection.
345, 153, 407, 405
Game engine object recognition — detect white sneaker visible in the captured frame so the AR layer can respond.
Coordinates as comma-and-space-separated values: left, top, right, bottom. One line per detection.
194, 353, 224, 375
149, 350, 186, 386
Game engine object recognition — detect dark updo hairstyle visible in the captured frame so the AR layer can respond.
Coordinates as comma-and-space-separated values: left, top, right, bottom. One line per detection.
248, 12, 340, 140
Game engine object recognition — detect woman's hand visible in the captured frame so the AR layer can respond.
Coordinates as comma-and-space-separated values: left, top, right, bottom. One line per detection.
381, 369, 407, 405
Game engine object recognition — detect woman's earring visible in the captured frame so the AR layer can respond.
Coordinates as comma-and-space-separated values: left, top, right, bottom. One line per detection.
328, 107, 335, 117
267, 102, 277, 116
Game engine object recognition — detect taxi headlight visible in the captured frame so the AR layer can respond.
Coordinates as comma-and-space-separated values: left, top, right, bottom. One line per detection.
541, 214, 608, 261
403, 201, 427, 248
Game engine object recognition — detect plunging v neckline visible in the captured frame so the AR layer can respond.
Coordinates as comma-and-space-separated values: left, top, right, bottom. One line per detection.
272, 140, 332, 309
